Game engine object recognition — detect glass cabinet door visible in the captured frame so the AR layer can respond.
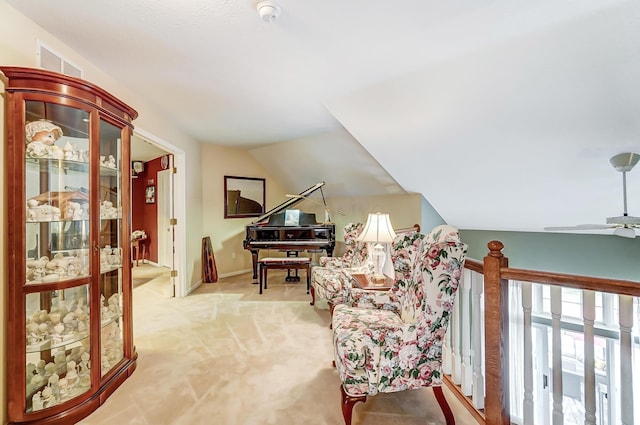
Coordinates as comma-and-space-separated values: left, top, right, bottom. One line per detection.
99, 119, 125, 376
23, 100, 93, 411
25, 285, 92, 411
25, 101, 91, 285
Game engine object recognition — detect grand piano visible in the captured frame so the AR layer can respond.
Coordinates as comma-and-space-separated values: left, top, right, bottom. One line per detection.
243, 182, 336, 282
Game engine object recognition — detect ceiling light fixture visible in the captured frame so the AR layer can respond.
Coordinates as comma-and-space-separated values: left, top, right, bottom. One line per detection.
256, 1, 281, 23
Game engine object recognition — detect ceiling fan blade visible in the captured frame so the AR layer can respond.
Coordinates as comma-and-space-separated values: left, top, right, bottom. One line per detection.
544, 224, 612, 231
613, 227, 637, 238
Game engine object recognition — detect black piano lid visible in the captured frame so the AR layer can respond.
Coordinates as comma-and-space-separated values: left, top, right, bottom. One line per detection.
250, 181, 326, 224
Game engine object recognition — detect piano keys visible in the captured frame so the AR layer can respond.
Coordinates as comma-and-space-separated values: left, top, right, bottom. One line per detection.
243, 182, 336, 282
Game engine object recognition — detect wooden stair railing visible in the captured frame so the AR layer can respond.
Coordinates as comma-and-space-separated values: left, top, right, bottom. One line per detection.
449, 240, 640, 425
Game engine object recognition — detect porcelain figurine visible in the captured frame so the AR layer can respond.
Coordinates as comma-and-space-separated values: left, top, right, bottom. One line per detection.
32, 391, 44, 411
25, 120, 65, 160
26, 120, 63, 145
57, 377, 69, 397
63, 141, 75, 159
48, 372, 61, 401
65, 361, 78, 388
44, 362, 56, 379
41, 386, 56, 408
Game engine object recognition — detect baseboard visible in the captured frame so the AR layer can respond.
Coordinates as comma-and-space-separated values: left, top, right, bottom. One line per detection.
218, 268, 252, 279
443, 375, 485, 424
185, 280, 202, 296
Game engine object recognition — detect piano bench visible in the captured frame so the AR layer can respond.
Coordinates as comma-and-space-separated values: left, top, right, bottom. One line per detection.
258, 257, 311, 295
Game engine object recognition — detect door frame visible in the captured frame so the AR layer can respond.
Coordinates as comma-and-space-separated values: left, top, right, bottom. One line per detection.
133, 128, 187, 297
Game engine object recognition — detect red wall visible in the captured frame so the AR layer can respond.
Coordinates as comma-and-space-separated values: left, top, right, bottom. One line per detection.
132, 156, 170, 263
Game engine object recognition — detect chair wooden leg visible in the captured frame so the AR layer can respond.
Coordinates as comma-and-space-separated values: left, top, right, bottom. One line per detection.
310, 285, 315, 305
340, 385, 366, 425
433, 386, 455, 425
329, 302, 335, 329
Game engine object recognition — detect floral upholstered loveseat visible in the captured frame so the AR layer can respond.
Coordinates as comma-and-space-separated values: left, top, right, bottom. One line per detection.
331, 225, 467, 425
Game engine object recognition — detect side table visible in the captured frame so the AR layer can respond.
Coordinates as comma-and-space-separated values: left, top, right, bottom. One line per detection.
131, 236, 147, 266
351, 273, 394, 291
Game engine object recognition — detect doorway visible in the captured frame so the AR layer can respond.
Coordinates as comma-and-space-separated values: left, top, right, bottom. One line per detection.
157, 168, 173, 269
131, 130, 185, 297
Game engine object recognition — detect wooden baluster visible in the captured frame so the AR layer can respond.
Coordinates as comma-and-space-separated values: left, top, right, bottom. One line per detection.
472, 271, 485, 409
461, 268, 472, 395
483, 241, 510, 425
522, 281, 534, 425
550, 285, 563, 425
619, 295, 634, 425
583, 290, 596, 425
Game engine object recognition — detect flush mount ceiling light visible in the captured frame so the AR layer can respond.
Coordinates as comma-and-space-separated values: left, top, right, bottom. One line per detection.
257, 1, 281, 23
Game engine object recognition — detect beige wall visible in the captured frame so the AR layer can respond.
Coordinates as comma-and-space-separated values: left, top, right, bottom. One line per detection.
201, 144, 288, 277
326, 193, 423, 254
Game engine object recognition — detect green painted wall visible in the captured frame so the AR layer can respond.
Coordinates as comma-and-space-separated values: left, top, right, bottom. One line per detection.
420, 195, 446, 233
460, 229, 640, 283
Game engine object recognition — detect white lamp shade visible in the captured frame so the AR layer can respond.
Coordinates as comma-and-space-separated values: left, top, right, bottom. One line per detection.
358, 213, 396, 243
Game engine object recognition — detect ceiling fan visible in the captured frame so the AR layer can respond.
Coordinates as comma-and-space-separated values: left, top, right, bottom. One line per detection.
544, 152, 640, 238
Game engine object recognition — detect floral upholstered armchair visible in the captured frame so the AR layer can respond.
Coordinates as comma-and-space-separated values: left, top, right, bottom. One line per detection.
318, 222, 365, 268
310, 222, 370, 308
331, 225, 467, 425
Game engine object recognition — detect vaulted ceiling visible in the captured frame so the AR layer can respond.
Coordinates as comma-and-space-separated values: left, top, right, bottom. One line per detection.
8, 0, 640, 235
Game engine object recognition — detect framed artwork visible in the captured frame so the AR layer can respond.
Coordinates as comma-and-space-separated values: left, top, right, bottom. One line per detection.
145, 185, 156, 204
224, 176, 265, 218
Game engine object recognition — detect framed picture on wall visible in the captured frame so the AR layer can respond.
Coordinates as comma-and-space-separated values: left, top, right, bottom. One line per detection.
224, 176, 265, 218
145, 185, 156, 204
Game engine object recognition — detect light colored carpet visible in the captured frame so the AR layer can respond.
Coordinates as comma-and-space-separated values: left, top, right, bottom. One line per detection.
78, 265, 479, 425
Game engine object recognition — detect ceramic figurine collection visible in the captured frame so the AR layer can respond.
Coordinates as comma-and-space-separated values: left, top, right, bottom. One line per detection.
25, 251, 90, 284
25, 291, 125, 411
27, 345, 91, 411
25, 297, 90, 348
26, 199, 90, 222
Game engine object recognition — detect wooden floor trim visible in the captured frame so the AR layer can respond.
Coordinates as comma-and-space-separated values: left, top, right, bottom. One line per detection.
443, 375, 486, 425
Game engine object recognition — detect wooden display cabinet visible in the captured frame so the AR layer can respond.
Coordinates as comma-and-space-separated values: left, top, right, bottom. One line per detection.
1, 67, 138, 424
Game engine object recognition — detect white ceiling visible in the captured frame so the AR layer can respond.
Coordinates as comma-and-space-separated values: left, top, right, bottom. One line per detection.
7, 0, 640, 235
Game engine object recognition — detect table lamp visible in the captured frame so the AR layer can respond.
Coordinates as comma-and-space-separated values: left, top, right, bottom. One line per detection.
357, 212, 396, 283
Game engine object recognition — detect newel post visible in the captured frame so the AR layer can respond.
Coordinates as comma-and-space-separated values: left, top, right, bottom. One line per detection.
483, 241, 510, 425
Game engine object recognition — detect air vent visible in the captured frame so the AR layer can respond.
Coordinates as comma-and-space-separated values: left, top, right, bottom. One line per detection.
37, 41, 82, 78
